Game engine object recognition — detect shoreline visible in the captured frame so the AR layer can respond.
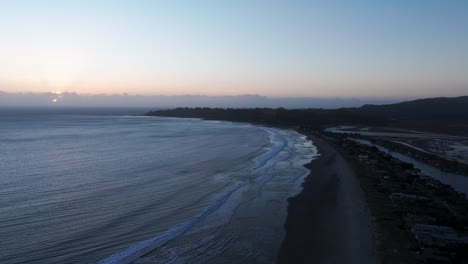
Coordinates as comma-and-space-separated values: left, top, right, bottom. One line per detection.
278, 131, 376, 264
142, 115, 378, 263
142, 114, 468, 263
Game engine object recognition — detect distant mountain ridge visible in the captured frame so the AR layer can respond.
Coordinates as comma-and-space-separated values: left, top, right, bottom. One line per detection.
0, 91, 402, 108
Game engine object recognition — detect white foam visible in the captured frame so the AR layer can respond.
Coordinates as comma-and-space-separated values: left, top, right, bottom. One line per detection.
98, 127, 318, 264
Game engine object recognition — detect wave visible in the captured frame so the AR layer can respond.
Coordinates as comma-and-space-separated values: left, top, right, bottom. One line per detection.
253, 128, 288, 170
97, 182, 246, 264
97, 127, 313, 264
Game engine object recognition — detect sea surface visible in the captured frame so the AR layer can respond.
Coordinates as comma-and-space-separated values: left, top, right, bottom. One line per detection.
0, 110, 317, 264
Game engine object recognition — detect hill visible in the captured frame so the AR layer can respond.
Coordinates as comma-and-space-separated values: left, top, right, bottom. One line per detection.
349, 96, 468, 134
352, 96, 468, 122
145, 96, 468, 135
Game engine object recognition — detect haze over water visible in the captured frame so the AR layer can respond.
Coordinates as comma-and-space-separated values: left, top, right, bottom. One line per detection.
0, 111, 316, 263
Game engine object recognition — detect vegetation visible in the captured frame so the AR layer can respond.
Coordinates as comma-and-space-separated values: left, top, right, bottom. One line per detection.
146, 96, 468, 135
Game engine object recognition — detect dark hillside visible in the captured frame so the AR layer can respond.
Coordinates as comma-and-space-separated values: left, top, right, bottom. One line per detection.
351, 96, 468, 122
145, 96, 468, 135
350, 96, 468, 134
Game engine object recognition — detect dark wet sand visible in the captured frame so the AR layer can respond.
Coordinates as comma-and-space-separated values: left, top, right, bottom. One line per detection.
278, 133, 376, 264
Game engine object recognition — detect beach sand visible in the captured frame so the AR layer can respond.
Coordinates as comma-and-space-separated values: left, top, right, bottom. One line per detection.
278, 133, 376, 264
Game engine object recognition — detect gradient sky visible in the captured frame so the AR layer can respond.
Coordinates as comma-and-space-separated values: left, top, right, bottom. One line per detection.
1, 0, 467, 98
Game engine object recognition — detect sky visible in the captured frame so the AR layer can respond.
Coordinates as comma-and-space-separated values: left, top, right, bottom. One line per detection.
0, 0, 467, 99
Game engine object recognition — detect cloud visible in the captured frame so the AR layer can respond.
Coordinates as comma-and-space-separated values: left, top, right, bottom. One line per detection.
0, 91, 405, 109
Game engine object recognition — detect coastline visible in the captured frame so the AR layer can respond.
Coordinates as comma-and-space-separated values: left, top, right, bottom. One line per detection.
142, 115, 379, 263
278, 132, 376, 264
95, 120, 316, 263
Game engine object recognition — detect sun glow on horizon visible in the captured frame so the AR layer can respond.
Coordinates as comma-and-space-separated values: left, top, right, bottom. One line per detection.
49, 90, 63, 104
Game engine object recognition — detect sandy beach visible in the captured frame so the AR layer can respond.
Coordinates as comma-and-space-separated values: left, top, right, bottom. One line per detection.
278, 133, 376, 264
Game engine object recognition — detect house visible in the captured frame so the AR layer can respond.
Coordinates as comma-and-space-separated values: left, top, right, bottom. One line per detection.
411, 224, 467, 248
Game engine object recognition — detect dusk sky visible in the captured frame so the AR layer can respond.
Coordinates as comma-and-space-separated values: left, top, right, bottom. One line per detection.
1, 0, 467, 98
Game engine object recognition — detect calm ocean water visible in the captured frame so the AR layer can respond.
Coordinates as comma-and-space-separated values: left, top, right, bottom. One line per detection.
0, 110, 316, 264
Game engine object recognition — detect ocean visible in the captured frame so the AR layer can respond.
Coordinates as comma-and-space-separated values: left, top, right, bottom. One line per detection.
0, 110, 316, 264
